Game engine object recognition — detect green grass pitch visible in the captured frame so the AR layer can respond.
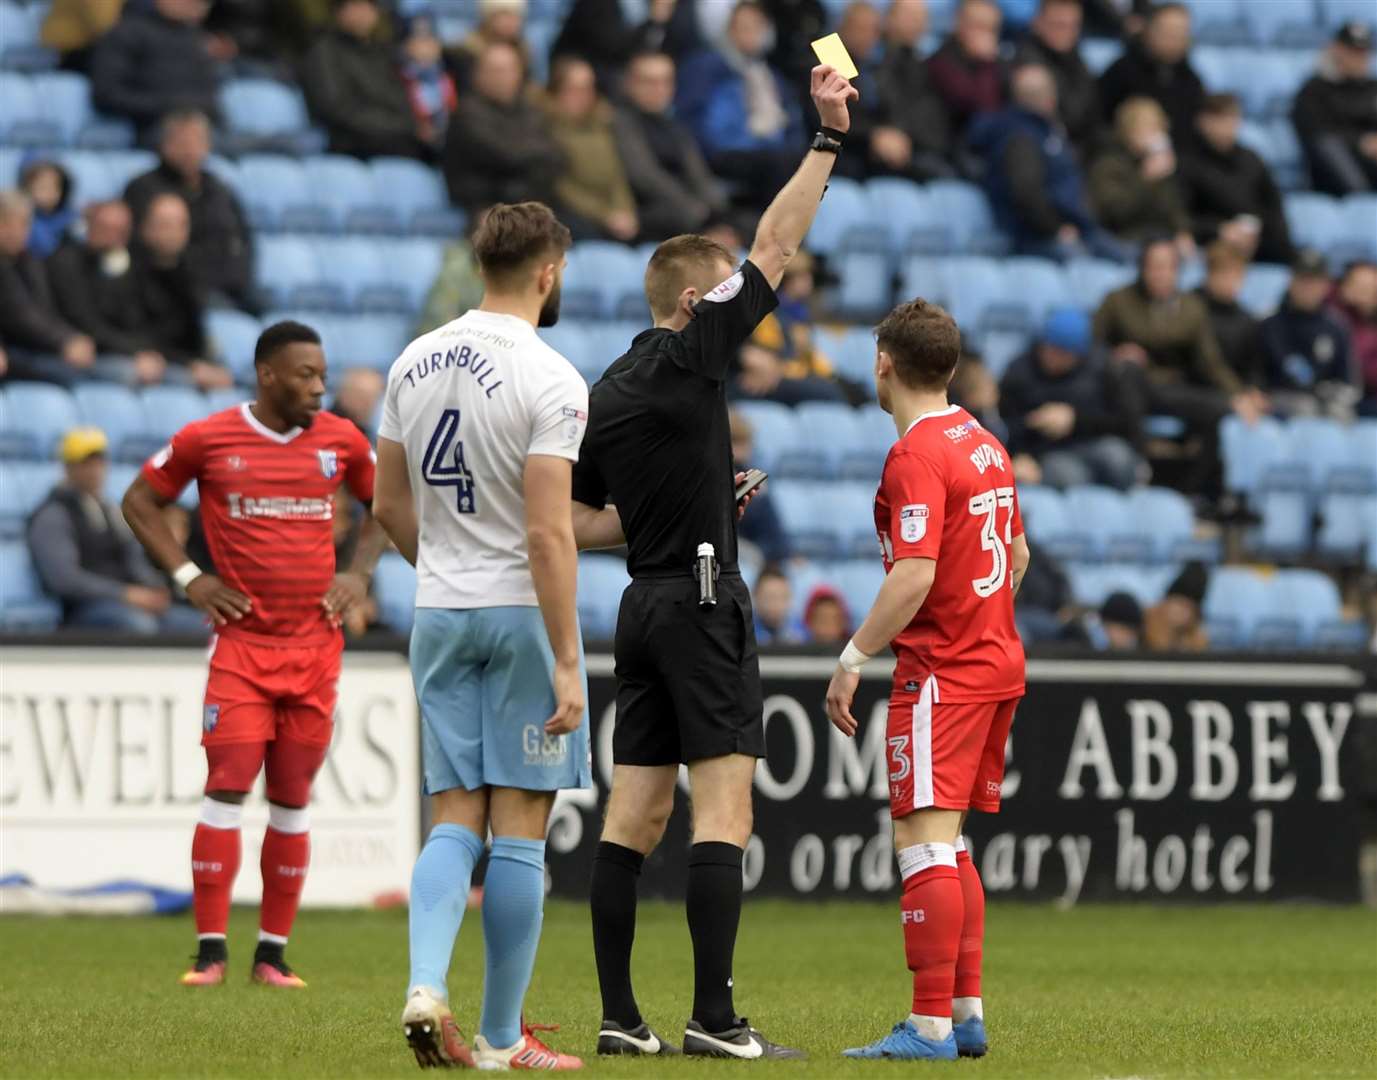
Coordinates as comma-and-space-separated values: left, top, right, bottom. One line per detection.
1, 900, 1374, 1078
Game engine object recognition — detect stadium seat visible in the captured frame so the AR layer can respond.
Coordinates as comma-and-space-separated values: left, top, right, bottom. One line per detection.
373, 552, 417, 634
830, 558, 885, 616
941, 256, 1024, 333
830, 482, 881, 558
1079, 38, 1122, 75
577, 554, 630, 641
978, 329, 1029, 380
807, 177, 882, 256
1283, 416, 1353, 489
1316, 493, 1377, 559
1254, 488, 1312, 558
840, 403, 895, 480
1258, 567, 1343, 647
734, 401, 800, 475
54, 149, 118, 203
1063, 484, 1128, 561
1067, 561, 1179, 609
206, 387, 243, 415
1016, 484, 1079, 559
1244, 0, 1327, 48
1262, 118, 1307, 190
1203, 565, 1272, 647
73, 384, 150, 463
865, 177, 937, 253
31, 72, 92, 146
102, 149, 158, 192
323, 314, 411, 371
575, 321, 640, 384
371, 157, 463, 235
1065, 257, 1135, 309
4, 383, 80, 460
0, 541, 61, 631
0, 1, 55, 73
813, 325, 878, 386
1220, 415, 1290, 494
313, 235, 402, 311
831, 250, 894, 319
771, 480, 844, 559
0, 388, 37, 458
927, 180, 1004, 254
219, 79, 315, 149
1331, 420, 1377, 493
205, 309, 263, 383
777, 402, 856, 479
255, 234, 327, 310
1320, 0, 1377, 30
562, 243, 644, 320
1333, 195, 1377, 263
1125, 486, 1219, 563
304, 154, 395, 233
0, 72, 53, 145
1002, 257, 1070, 324
1181, 0, 1247, 45
385, 237, 446, 313
140, 387, 214, 444
1237, 263, 1292, 317
0, 461, 60, 539
1284, 192, 1342, 253
538, 324, 591, 378
236, 155, 326, 233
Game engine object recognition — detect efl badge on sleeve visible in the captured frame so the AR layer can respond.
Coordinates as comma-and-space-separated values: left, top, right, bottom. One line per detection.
900, 504, 928, 543
203, 704, 220, 733
317, 449, 338, 478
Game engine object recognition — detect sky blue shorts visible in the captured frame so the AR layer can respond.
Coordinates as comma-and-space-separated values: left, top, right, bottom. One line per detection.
410, 606, 592, 795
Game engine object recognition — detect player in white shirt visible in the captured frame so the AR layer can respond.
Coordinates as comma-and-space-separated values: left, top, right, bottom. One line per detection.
372, 203, 591, 1072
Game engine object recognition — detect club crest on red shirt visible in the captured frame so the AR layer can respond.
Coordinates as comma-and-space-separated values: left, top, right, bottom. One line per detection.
317, 449, 338, 478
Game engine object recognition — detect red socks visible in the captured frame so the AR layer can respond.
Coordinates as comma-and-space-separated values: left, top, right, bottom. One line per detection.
191, 799, 243, 938
259, 805, 311, 942
955, 847, 985, 1000
898, 843, 963, 1017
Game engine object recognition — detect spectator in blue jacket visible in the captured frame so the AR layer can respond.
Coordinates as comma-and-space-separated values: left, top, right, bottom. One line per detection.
676, 0, 803, 209
1261, 249, 1357, 419
19, 158, 76, 260
970, 63, 1127, 260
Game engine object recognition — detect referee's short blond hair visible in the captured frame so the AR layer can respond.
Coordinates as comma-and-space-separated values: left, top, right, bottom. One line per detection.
644, 234, 736, 322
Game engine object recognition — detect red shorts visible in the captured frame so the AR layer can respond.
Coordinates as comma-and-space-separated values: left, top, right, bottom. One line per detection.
201, 634, 341, 748
886, 675, 1020, 818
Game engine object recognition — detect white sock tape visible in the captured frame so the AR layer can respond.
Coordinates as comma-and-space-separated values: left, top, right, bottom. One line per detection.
897, 841, 957, 880
267, 803, 310, 835
954, 835, 967, 854
199, 797, 243, 830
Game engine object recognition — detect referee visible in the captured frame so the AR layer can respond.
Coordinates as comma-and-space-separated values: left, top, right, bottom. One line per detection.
570, 65, 857, 1060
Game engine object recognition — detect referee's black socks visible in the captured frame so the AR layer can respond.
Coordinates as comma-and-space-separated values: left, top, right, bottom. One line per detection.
687, 841, 744, 1032
591, 841, 645, 1029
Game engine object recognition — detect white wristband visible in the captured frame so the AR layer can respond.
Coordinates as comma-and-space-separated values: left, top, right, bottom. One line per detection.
172, 562, 202, 589
839, 639, 872, 674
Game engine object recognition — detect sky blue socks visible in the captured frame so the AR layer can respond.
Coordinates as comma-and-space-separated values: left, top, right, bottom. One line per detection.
408, 823, 484, 996
478, 837, 547, 1049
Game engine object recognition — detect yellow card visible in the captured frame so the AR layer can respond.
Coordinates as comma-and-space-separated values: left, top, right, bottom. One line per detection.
810, 32, 859, 80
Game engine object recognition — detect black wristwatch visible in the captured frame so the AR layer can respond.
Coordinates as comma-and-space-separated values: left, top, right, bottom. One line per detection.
811, 130, 844, 154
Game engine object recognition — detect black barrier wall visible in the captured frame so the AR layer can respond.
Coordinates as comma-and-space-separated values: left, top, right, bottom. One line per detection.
545, 655, 1369, 903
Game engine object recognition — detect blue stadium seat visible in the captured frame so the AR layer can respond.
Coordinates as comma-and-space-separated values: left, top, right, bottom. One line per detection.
205, 309, 263, 383
313, 235, 401, 311
235, 155, 326, 232
373, 552, 417, 634
1016, 484, 1079, 559
1203, 566, 1272, 647
1283, 416, 1353, 489
866, 177, 938, 253
1331, 420, 1377, 492
1002, 257, 1070, 324
1284, 192, 1342, 252
1244, 0, 1327, 48
323, 314, 411, 371
778, 402, 857, 479
255, 234, 327, 309
0, 388, 37, 458
808, 177, 882, 256
1320, 0, 1377, 29
771, 480, 843, 559
831, 482, 881, 558
220, 78, 313, 142
978, 329, 1029, 380
831, 250, 894, 318
562, 243, 645, 319
1079, 38, 1122, 75
840, 403, 894, 480
813, 325, 878, 386
0, 72, 53, 145
102, 462, 139, 506
1181, 0, 1247, 45
1316, 493, 1377, 559
1220, 415, 1291, 494
734, 401, 800, 475
1067, 561, 1181, 608
385, 237, 446, 313
0, 541, 61, 631
370, 157, 462, 235
1125, 486, 1219, 562
577, 554, 629, 641
830, 558, 885, 616
304, 154, 394, 233
1065, 257, 1135, 309
0, 2, 46, 68
1064, 484, 1128, 561
1262, 118, 1308, 189
0, 145, 20, 188
140, 387, 213, 443
5, 383, 80, 460
785, 560, 831, 622
103, 148, 158, 193
206, 387, 243, 415
73, 384, 150, 462
1237, 262, 1292, 316
578, 321, 641, 382
941, 256, 1022, 333
1254, 488, 1312, 557
928, 180, 1004, 254
1333, 195, 1377, 263
54, 149, 117, 203
538, 324, 591, 379
0, 461, 60, 539
1259, 567, 1343, 647
24, 72, 91, 146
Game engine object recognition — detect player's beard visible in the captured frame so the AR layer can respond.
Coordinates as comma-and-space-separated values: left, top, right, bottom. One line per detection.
538, 279, 562, 328
876, 377, 893, 415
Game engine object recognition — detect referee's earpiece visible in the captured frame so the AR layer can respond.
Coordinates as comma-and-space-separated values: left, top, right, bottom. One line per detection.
680, 287, 700, 321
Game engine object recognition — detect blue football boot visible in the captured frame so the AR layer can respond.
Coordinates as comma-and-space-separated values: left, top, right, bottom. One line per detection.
841, 1019, 958, 1060
953, 1016, 988, 1058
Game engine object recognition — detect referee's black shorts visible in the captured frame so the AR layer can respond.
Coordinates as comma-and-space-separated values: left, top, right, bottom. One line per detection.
611, 572, 766, 766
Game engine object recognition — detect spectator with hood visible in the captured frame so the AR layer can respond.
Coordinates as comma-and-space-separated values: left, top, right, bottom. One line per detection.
1013, 0, 1099, 155
1180, 93, 1294, 265
677, 0, 804, 210
1328, 261, 1377, 413
876, 0, 959, 180
1293, 21, 1377, 195
1195, 239, 1263, 387
926, 0, 1005, 138
302, 0, 427, 159
19, 158, 76, 260
1098, 0, 1204, 142
613, 51, 728, 240
971, 63, 1125, 261
1260, 249, 1356, 419
90, 0, 222, 142
124, 109, 255, 311
543, 57, 640, 242
552, 0, 698, 91
1090, 96, 1192, 251
1143, 561, 1208, 652
442, 41, 563, 213
1000, 307, 1144, 490
803, 585, 851, 645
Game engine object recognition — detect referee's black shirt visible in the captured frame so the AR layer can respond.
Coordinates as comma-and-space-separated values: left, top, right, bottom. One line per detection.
572, 259, 778, 578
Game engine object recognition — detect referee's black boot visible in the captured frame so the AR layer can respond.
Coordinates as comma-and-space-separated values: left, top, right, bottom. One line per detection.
683, 1018, 806, 1060
596, 1019, 681, 1056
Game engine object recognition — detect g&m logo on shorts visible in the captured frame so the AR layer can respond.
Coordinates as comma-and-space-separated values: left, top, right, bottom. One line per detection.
317, 449, 338, 479
203, 704, 220, 733
522, 725, 568, 767
900, 504, 929, 543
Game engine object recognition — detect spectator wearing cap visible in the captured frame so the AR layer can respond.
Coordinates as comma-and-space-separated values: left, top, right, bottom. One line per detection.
1195, 239, 1264, 388
1143, 561, 1209, 652
729, 408, 791, 565
90, 0, 222, 142
1090, 97, 1193, 253
1094, 237, 1266, 495
613, 51, 729, 241
753, 566, 802, 645
1093, 591, 1143, 650
1013, 0, 1099, 155
803, 585, 851, 645
124, 109, 256, 312
1000, 307, 1144, 490
443, 41, 563, 213
302, 0, 427, 160
1181, 93, 1294, 266
926, 0, 1006, 139
28, 428, 202, 634
1261, 250, 1357, 419
875, 0, 960, 181
970, 63, 1127, 261
676, 1, 805, 212
1098, 0, 1204, 143
1328, 261, 1377, 414
1292, 22, 1377, 196
543, 57, 640, 243
450, 0, 534, 89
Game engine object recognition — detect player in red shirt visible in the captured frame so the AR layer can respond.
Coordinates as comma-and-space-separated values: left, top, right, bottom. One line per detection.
825, 299, 1030, 1062
122, 320, 384, 988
